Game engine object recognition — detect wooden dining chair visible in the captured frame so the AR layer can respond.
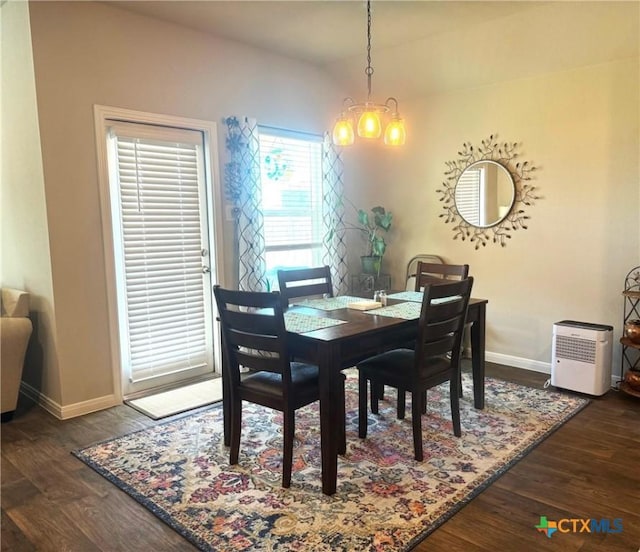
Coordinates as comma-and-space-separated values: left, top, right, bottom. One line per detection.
213, 285, 345, 488
405, 254, 444, 291
373, 261, 470, 414
414, 261, 470, 404
357, 277, 474, 461
414, 261, 469, 290
277, 266, 333, 309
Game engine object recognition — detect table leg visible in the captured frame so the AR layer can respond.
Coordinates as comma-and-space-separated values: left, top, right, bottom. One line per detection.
318, 343, 340, 496
222, 351, 231, 447
470, 302, 486, 410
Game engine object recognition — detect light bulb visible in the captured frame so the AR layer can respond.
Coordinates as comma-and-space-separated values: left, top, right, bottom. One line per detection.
384, 118, 406, 146
332, 117, 355, 146
357, 111, 382, 139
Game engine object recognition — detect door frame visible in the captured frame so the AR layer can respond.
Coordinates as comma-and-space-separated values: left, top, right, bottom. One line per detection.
94, 105, 226, 402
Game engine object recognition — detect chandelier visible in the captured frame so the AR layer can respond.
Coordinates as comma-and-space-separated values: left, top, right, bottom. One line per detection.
332, 0, 406, 147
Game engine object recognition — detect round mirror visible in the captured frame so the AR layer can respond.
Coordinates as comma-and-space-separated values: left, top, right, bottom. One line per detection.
454, 160, 515, 228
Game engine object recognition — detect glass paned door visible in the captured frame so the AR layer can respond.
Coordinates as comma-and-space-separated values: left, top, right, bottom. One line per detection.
107, 121, 215, 396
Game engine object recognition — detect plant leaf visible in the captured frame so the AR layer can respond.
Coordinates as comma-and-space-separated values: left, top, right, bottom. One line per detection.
357, 209, 369, 227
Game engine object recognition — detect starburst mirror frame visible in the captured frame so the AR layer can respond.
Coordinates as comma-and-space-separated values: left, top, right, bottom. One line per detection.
436, 135, 540, 249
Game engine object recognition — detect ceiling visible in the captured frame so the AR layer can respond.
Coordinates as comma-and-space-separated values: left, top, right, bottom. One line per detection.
111, 1, 639, 100
112, 1, 539, 65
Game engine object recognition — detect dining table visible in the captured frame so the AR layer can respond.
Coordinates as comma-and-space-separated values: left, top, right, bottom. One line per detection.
222, 292, 488, 496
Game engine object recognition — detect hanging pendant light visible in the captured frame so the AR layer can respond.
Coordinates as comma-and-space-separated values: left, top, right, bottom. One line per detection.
332, 112, 355, 146
357, 108, 382, 139
331, 0, 406, 147
383, 101, 406, 146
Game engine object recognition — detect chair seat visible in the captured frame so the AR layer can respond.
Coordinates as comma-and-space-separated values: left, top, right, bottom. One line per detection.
242, 362, 319, 398
358, 349, 451, 385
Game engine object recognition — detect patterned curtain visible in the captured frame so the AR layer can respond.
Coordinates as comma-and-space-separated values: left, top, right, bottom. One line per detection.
322, 133, 349, 296
224, 116, 267, 291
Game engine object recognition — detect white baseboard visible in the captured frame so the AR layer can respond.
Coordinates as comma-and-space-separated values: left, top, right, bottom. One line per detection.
485, 352, 620, 389
19, 351, 621, 419
20, 382, 120, 420
485, 351, 551, 374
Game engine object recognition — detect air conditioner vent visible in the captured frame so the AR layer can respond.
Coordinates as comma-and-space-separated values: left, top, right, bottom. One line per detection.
554, 335, 596, 364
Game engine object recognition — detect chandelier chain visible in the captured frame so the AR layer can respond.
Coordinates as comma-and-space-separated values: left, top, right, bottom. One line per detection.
331, 0, 406, 146
365, 0, 373, 99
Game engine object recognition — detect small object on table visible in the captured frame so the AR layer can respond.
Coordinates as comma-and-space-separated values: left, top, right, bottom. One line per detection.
351, 273, 391, 295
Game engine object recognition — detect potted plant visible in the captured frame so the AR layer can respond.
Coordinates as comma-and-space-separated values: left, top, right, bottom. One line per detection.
329, 202, 393, 276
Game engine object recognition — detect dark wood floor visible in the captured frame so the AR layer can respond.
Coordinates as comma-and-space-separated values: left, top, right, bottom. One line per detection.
2, 363, 639, 551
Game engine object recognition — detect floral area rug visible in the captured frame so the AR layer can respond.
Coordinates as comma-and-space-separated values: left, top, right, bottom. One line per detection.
73, 371, 588, 551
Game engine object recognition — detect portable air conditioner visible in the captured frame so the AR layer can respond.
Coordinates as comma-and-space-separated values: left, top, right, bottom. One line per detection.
551, 320, 613, 396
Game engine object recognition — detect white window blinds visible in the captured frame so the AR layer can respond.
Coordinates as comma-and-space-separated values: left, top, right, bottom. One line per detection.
455, 167, 482, 226
258, 128, 323, 284
108, 122, 213, 384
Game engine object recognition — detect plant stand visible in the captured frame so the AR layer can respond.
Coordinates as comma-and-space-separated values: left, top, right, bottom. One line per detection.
620, 265, 640, 398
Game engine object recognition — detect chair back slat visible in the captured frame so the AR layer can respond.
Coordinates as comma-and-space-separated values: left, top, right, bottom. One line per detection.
281, 282, 329, 301
420, 335, 457, 359
277, 266, 333, 308
224, 309, 280, 336
415, 262, 469, 291
227, 330, 282, 356
424, 299, 467, 323
235, 350, 283, 373
214, 286, 292, 382
423, 315, 462, 338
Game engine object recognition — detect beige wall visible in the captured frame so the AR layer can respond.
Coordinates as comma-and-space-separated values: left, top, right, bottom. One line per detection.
1, 2, 61, 404
15, 0, 640, 415
347, 58, 639, 373
27, 1, 342, 410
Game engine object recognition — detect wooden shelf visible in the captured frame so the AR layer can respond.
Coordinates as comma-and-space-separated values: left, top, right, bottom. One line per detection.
619, 381, 640, 399
621, 268, 640, 378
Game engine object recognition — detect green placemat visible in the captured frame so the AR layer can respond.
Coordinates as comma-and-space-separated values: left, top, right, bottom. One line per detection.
284, 312, 347, 333
387, 291, 423, 302
291, 296, 367, 311
387, 291, 462, 305
362, 302, 421, 320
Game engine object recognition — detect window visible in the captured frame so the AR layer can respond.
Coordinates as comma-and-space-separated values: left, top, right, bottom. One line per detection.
455, 167, 483, 226
258, 127, 324, 289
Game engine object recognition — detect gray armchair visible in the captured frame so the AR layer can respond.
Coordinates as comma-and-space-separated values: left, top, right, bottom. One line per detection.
1, 288, 32, 422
